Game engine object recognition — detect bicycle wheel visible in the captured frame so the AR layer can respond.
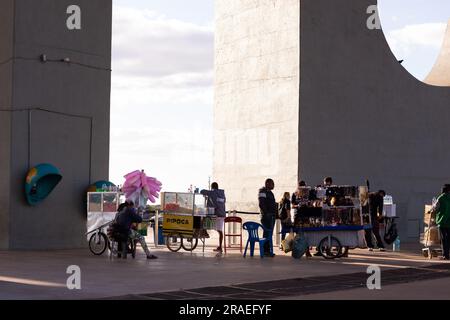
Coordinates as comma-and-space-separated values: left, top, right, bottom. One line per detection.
166, 233, 182, 252
318, 236, 342, 259
89, 232, 108, 255
181, 236, 198, 251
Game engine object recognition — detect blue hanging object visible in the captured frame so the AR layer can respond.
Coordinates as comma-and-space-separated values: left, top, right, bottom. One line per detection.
25, 163, 62, 205
87, 180, 116, 192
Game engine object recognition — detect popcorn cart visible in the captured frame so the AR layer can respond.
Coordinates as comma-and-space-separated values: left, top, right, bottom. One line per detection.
161, 191, 216, 253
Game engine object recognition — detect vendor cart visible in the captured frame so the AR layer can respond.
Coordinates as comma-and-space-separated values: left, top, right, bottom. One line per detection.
421, 204, 442, 259
87, 191, 125, 239
86, 191, 149, 256
161, 191, 217, 253
285, 185, 371, 259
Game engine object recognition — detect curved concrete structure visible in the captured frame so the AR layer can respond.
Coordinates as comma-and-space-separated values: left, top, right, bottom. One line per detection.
425, 20, 450, 86
214, 0, 450, 241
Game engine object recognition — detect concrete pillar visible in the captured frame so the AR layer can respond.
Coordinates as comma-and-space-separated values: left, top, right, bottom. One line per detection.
0, 0, 112, 249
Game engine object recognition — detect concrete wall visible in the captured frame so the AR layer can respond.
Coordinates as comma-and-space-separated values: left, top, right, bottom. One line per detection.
0, 0, 112, 249
299, 0, 450, 241
0, 0, 14, 249
214, 0, 450, 241
214, 0, 300, 211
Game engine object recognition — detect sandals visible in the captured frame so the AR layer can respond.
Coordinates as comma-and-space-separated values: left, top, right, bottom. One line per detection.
146, 255, 158, 260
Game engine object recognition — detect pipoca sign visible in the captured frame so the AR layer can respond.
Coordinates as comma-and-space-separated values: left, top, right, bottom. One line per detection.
165, 218, 190, 225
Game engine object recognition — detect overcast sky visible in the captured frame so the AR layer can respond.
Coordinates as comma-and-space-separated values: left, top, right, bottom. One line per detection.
109, 0, 450, 194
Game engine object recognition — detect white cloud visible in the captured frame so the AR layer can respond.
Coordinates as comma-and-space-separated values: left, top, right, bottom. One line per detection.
112, 5, 214, 79
385, 22, 446, 56
109, 4, 214, 192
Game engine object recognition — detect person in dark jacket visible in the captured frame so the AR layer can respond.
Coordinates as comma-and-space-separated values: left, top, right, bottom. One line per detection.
365, 190, 386, 251
259, 178, 277, 257
278, 192, 292, 243
201, 182, 226, 252
115, 201, 157, 259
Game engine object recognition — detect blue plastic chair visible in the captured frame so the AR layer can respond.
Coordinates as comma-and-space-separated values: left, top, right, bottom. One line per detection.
243, 222, 273, 258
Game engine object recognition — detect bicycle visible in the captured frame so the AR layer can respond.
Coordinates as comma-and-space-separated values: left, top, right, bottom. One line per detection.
86, 222, 137, 258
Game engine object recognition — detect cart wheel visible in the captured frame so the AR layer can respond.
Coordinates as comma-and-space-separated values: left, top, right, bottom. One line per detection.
181, 237, 198, 251
89, 232, 108, 256
318, 236, 342, 260
166, 233, 183, 252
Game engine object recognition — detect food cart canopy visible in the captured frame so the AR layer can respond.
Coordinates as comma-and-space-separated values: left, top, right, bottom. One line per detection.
87, 180, 116, 192
25, 163, 62, 205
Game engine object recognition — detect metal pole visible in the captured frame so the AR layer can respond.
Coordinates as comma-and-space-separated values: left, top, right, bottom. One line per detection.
154, 210, 159, 248
232, 211, 237, 245
275, 219, 281, 246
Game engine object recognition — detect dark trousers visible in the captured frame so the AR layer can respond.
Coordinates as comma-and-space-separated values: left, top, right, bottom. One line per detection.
365, 219, 384, 249
281, 221, 292, 241
261, 215, 275, 254
440, 227, 450, 259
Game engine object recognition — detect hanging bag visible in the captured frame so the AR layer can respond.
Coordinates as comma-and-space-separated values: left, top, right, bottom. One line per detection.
292, 233, 309, 259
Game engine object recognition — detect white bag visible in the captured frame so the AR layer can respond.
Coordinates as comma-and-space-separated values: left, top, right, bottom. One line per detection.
282, 232, 295, 253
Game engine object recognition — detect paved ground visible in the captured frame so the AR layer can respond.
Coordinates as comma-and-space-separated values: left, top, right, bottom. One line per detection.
1, 240, 449, 300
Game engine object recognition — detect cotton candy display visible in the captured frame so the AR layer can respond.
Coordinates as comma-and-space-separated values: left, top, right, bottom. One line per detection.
122, 170, 162, 205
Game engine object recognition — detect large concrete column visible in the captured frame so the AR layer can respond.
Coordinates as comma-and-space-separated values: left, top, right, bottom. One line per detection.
214, 0, 300, 211
214, 0, 450, 241
0, 0, 112, 249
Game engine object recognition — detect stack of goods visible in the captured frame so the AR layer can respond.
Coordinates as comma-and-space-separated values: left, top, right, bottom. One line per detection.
294, 185, 363, 228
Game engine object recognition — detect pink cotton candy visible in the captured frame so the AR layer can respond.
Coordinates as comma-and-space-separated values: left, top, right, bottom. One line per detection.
122, 170, 162, 204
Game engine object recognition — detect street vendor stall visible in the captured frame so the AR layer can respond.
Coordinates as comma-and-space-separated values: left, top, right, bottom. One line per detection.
161, 191, 217, 253
285, 185, 371, 259
86, 191, 124, 238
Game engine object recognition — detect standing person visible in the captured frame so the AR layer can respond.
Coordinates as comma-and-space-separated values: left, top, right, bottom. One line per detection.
115, 201, 158, 259
291, 181, 307, 207
201, 182, 226, 253
365, 190, 386, 251
430, 184, 450, 260
323, 177, 333, 187
258, 178, 277, 257
278, 192, 292, 245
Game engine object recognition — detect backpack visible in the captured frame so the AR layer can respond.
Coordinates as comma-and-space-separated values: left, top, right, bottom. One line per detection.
278, 201, 288, 220
384, 222, 398, 245
292, 234, 309, 259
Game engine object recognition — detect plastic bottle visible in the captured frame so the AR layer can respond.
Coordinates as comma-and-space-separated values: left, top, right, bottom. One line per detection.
102, 184, 107, 192
393, 237, 400, 252
384, 195, 393, 205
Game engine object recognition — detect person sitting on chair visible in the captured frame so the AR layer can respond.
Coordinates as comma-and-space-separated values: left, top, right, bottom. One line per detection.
115, 201, 157, 260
